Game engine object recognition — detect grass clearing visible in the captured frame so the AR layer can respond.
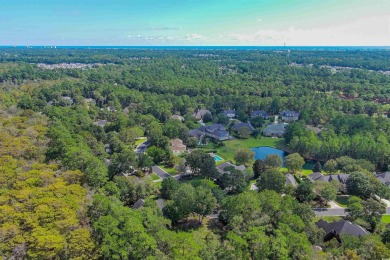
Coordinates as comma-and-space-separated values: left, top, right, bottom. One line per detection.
134, 137, 147, 147
151, 173, 161, 181
159, 165, 177, 175
314, 216, 343, 222
382, 215, 390, 224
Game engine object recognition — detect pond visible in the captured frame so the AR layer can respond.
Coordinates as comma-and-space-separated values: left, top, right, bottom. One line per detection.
251, 146, 287, 162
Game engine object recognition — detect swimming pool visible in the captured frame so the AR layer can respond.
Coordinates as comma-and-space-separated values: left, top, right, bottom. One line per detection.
214, 155, 223, 161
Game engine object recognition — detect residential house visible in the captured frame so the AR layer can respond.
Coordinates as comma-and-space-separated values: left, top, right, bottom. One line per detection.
132, 199, 145, 209
84, 98, 95, 108
61, 96, 74, 104
123, 106, 131, 114
251, 110, 269, 119
223, 110, 236, 119
216, 162, 246, 175
170, 114, 185, 121
188, 128, 205, 139
262, 123, 287, 137
189, 124, 230, 141
93, 120, 107, 128
308, 172, 350, 191
203, 124, 230, 141
193, 109, 211, 120
123, 103, 139, 114
316, 219, 369, 242
377, 172, 390, 187
285, 173, 298, 187
156, 199, 165, 211
306, 125, 322, 134
170, 139, 186, 155
281, 110, 300, 122
231, 122, 255, 133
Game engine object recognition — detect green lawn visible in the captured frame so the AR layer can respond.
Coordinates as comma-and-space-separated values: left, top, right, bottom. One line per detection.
199, 137, 285, 163
159, 165, 177, 175
151, 173, 161, 181
335, 195, 350, 207
134, 137, 147, 147
301, 163, 314, 177
314, 216, 343, 222
382, 215, 390, 224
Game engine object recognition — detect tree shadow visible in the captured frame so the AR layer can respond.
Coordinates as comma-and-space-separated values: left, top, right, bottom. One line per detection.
207, 218, 226, 236
173, 219, 203, 232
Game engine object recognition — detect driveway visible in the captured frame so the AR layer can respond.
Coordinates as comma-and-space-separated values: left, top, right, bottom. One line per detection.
135, 140, 150, 154
328, 201, 343, 209
152, 166, 171, 179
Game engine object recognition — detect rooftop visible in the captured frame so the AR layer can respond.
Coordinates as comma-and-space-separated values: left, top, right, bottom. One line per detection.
217, 162, 246, 175
232, 122, 255, 131
316, 219, 369, 237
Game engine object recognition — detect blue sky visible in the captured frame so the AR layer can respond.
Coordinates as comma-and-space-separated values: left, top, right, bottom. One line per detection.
1, 0, 389, 46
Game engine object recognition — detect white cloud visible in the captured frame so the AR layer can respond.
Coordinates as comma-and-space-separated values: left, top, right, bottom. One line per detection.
184, 33, 207, 41
222, 15, 390, 45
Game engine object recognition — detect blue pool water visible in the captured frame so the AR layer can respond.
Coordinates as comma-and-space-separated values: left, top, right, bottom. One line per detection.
214, 155, 223, 161
251, 146, 287, 162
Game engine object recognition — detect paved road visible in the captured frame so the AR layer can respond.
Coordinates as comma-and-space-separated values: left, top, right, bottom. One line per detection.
313, 208, 347, 217
152, 166, 171, 179
313, 204, 390, 217
135, 140, 150, 154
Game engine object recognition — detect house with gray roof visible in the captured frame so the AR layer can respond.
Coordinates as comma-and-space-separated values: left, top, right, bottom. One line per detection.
377, 172, 390, 187
156, 199, 165, 211
216, 162, 246, 175
285, 173, 297, 187
189, 128, 205, 139
231, 122, 255, 133
223, 110, 236, 118
204, 124, 230, 141
281, 110, 300, 122
308, 172, 350, 185
190, 124, 230, 141
132, 199, 145, 209
262, 123, 287, 137
93, 120, 108, 128
251, 110, 269, 119
316, 219, 369, 239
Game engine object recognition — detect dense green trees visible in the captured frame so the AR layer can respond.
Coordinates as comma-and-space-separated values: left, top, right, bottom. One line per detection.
1, 48, 390, 259
219, 190, 314, 259
186, 150, 217, 178
253, 159, 266, 178
264, 154, 283, 169
347, 172, 373, 198
295, 181, 316, 203
285, 153, 305, 175
234, 148, 255, 166
257, 169, 286, 192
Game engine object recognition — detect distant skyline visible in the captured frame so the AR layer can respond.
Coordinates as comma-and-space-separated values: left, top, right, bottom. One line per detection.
1, 0, 389, 46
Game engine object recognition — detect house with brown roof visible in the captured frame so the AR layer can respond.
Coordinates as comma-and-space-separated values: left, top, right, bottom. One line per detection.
193, 109, 211, 120
170, 139, 186, 155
